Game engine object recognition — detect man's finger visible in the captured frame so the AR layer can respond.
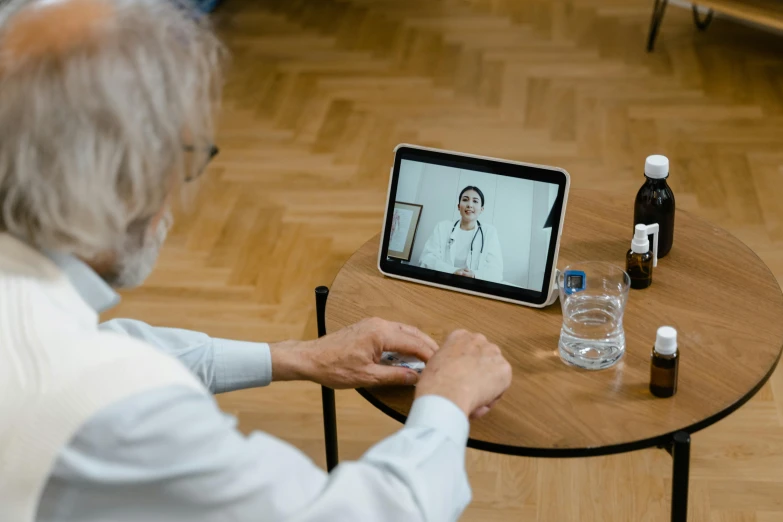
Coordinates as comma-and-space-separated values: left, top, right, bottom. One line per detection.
380, 323, 438, 362
398, 322, 439, 351
388, 321, 439, 352
370, 365, 420, 387
485, 395, 502, 410
469, 395, 504, 420
470, 405, 491, 419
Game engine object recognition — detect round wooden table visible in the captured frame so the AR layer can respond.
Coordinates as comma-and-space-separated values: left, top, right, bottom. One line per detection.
319, 189, 783, 522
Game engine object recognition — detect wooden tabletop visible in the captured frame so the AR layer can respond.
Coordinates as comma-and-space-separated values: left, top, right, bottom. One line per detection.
325, 189, 783, 456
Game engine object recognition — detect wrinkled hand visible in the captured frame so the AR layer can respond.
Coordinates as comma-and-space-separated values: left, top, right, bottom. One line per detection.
270, 318, 438, 389
416, 330, 512, 419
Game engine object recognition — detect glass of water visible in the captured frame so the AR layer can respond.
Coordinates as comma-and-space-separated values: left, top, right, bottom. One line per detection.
558, 262, 631, 370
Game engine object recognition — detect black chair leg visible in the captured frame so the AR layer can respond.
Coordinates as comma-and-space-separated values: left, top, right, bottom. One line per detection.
315, 286, 339, 472
647, 0, 669, 52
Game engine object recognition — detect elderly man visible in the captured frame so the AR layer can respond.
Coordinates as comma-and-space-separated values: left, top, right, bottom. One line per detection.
0, 1, 512, 521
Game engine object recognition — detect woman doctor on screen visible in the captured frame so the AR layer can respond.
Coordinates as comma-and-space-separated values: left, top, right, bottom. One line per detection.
419, 186, 504, 282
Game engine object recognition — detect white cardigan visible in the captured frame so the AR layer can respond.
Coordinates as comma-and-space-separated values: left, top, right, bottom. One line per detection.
0, 234, 206, 522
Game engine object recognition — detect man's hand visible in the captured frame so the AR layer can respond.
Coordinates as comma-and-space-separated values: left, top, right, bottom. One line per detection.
454, 269, 475, 278
270, 318, 438, 389
415, 330, 512, 419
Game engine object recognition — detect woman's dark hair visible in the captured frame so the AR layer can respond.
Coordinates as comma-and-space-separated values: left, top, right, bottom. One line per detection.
458, 186, 485, 207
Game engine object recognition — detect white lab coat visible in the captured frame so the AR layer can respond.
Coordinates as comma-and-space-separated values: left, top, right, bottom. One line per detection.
419, 220, 504, 283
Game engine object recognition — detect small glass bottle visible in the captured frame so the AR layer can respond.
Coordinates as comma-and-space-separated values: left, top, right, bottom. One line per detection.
634, 155, 675, 258
650, 326, 678, 398
626, 223, 659, 290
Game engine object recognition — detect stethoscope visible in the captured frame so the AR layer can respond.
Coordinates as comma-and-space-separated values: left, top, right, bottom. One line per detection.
448, 220, 484, 267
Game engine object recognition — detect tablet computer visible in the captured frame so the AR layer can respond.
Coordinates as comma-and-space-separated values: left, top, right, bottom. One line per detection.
378, 144, 570, 308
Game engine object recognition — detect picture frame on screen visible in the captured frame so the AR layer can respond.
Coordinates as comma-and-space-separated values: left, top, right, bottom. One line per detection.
387, 202, 423, 262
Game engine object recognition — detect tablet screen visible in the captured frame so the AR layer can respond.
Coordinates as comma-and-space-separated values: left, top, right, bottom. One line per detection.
379, 145, 569, 306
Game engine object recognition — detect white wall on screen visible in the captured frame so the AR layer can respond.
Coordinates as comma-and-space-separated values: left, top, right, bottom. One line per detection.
493, 177, 535, 288
527, 183, 559, 290
409, 164, 460, 266
396, 160, 424, 203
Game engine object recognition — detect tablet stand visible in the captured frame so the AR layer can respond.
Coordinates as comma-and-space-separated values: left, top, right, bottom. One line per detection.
544, 269, 561, 307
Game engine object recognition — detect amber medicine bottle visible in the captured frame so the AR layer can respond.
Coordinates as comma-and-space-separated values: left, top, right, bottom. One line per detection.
627, 223, 659, 290
650, 326, 678, 398
634, 155, 675, 258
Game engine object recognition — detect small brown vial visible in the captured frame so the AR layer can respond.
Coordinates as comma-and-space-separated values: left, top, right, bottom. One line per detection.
626, 249, 653, 290
650, 351, 678, 397
650, 326, 678, 398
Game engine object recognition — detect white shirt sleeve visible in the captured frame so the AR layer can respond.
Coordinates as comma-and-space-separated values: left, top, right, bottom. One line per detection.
419, 222, 457, 274
37, 387, 471, 522
99, 319, 271, 393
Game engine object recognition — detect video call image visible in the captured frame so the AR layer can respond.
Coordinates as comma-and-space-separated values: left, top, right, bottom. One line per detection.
387, 159, 558, 292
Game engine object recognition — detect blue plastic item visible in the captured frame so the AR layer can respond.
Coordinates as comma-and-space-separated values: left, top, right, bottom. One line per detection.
563, 270, 587, 295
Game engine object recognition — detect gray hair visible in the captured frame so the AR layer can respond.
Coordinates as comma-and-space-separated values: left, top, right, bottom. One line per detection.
0, 0, 224, 258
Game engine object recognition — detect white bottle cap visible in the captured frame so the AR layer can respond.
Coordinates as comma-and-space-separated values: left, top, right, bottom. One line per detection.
632, 224, 649, 254
645, 155, 669, 179
631, 223, 659, 267
655, 326, 678, 355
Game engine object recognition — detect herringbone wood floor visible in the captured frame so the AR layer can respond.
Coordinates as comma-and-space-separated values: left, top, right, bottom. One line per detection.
103, 0, 783, 520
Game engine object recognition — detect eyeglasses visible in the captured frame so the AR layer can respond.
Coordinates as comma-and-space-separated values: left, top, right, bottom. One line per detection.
183, 144, 219, 182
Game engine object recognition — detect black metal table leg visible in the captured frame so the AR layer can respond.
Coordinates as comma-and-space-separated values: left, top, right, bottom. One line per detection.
670, 431, 690, 522
692, 6, 714, 31
647, 0, 669, 52
315, 286, 339, 472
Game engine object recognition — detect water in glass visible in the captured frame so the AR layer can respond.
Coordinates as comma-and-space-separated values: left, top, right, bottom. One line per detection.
558, 262, 630, 370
